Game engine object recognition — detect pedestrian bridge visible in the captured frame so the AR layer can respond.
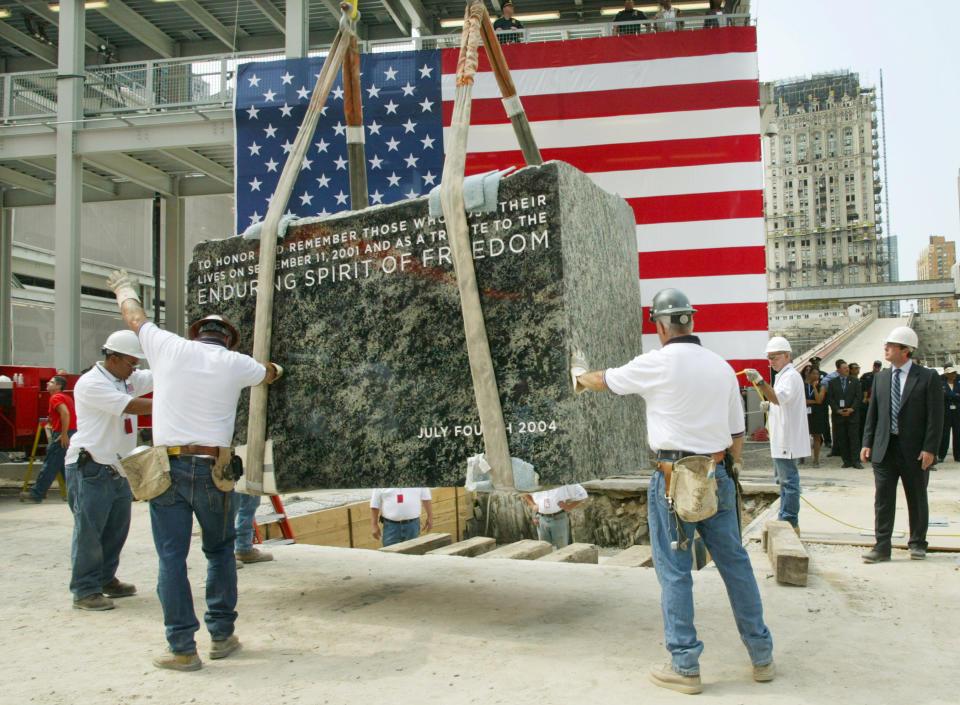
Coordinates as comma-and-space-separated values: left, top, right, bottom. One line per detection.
768, 275, 960, 305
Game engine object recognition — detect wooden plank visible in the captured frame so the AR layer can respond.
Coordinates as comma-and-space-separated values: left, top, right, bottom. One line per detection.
427, 536, 496, 556
764, 520, 809, 587
537, 543, 599, 564
603, 545, 653, 567
378, 533, 453, 555
479, 539, 553, 560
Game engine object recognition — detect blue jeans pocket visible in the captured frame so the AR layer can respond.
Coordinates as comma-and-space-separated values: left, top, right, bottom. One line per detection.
206, 484, 228, 515
151, 483, 178, 507
81, 463, 103, 480
716, 475, 736, 513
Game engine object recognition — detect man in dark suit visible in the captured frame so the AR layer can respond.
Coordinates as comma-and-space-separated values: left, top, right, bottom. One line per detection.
861, 326, 943, 562
826, 361, 862, 468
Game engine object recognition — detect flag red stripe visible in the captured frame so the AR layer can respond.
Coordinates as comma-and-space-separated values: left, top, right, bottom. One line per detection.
440, 26, 757, 73
641, 302, 767, 335
463, 135, 760, 175
442, 80, 758, 125
627, 190, 763, 224
638, 245, 765, 279
730, 359, 771, 386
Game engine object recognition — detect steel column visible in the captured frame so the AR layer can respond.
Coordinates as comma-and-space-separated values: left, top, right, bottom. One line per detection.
53, 0, 84, 372
285, 0, 309, 58
163, 193, 186, 335
0, 205, 12, 364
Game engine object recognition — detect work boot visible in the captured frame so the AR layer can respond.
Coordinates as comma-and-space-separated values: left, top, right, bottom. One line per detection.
102, 578, 137, 598
19, 491, 41, 503
909, 547, 926, 560
862, 549, 891, 564
73, 593, 115, 611
209, 634, 241, 660
236, 560, 244, 570
753, 661, 776, 682
649, 663, 702, 694
236, 548, 273, 564
153, 650, 202, 672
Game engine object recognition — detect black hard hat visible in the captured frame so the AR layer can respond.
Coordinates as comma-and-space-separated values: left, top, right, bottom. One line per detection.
649, 288, 697, 324
189, 314, 239, 349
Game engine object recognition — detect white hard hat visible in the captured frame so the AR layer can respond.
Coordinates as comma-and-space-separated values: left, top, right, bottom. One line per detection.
103, 330, 146, 359
765, 336, 792, 354
884, 326, 918, 350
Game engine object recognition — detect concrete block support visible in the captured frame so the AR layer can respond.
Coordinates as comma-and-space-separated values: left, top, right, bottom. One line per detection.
378, 533, 452, 555
53, 0, 85, 371
537, 543, 599, 564
764, 520, 809, 587
427, 536, 496, 557
478, 540, 553, 560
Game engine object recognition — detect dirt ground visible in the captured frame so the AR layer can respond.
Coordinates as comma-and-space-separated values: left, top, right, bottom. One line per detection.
1, 455, 958, 705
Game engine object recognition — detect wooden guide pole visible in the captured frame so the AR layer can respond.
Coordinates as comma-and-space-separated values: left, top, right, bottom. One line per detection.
440, 0, 514, 489
478, 13, 542, 166
343, 35, 369, 210
244, 9, 357, 492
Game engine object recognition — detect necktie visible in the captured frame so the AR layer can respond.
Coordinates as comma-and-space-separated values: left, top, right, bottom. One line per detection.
891, 368, 901, 434
841, 378, 846, 393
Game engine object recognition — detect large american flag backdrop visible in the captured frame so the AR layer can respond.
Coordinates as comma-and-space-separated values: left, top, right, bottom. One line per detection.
234, 26, 767, 375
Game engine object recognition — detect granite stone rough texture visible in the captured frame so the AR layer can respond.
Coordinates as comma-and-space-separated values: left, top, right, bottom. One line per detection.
187, 161, 647, 491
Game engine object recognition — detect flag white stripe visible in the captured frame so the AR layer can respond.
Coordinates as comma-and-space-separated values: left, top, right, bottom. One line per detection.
636, 218, 765, 252
642, 330, 769, 360
441, 52, 759, 100
447, 107, 761, 153
638, 274, 767, 306
589, 162, 761, 200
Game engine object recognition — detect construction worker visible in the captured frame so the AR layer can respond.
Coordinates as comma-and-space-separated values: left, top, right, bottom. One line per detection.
65, 330, 153, 611
522, 483, 587, 549
106, 269, 282, 672
744, 337, 810, 534
572, 288, 773, 694
22, 375, 77, 503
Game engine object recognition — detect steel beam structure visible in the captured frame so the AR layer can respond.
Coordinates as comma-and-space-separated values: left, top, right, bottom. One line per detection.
0, 205, 12, 364
160, 148, 233, 186
173, 0, 238, 50
53, 0, 84, 371
13, 0, 112, 54
96, 0, 177, 58
0, 164, 54, 197
85, 153, 174, 195
0, 21, 57, 66
164, 193, 186, 335
249, 0, 285, 33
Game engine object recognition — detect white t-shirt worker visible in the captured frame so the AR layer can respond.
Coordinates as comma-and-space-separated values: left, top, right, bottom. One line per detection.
370, 488, 433, 546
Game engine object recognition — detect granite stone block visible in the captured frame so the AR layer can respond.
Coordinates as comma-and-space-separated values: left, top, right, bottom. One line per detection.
187, 161, 647, 491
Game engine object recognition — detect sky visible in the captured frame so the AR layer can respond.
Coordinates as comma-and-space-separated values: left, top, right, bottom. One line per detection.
754, 0, 960, 278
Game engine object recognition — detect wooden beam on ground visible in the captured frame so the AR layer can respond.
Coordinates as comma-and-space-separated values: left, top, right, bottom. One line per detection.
537, 543, 599, 564
603, 544, 653, 567
379, 532, 453, 555
763, 520, 809, 587
427, 536, 496, 556
478, 539, 553, 560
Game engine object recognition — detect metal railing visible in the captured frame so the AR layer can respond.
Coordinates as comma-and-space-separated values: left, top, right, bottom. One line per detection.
0, 14, 752, 123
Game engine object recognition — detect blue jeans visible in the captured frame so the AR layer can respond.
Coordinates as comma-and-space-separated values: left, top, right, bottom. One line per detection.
65, 460, 133, 600
381, 518, 420, 546
32, 430, 74, 500
648, 464, 773, 675
234, 493, 261, 553
149, 457, 237, 655
773, 458, 800, 528
536, 512, 570, 549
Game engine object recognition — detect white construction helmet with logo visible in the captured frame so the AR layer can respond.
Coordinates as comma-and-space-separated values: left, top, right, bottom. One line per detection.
884, 326, 918, 350
764, 336, 792, 354
102, 330, 146, 359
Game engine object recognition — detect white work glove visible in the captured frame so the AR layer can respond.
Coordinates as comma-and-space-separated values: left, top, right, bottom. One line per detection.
732, 460, 743, 478
570, 349, 588, 394
269, 362, 284, 381
760, 400, 771, 413
106, 269, 141, 305
744, 368, 763, 384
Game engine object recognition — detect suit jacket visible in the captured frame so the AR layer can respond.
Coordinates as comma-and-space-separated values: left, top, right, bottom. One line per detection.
862, 363, 944, 463
827, 375, 861, 419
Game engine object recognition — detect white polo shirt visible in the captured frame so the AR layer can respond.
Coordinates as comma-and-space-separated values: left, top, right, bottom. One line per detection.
138, 322, 266, 447
65, 363, 153, 466
370, 488, 431, 521
604, 337, 745, 453
530, 483, 587, 514
768, 362, 811, 459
